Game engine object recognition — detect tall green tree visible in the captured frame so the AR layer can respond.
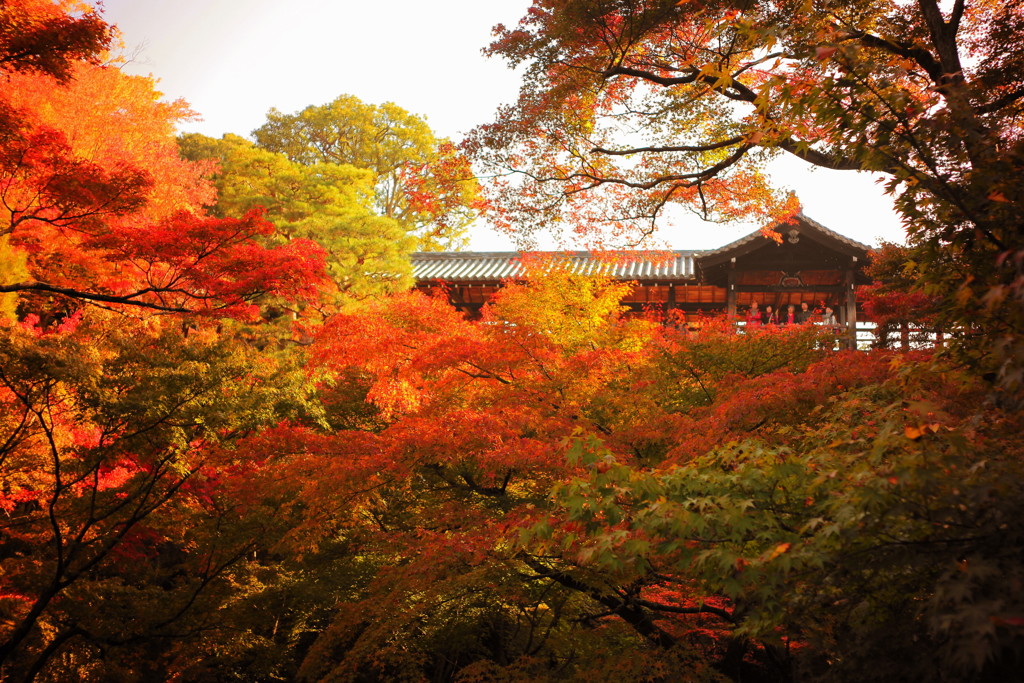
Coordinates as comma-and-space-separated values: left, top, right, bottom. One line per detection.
253, 94, 485, 251
179, 133, 413, 304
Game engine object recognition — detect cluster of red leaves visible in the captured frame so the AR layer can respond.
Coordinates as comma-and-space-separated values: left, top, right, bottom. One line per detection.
860, 282, 941, 326
85, 210, 328, 319
663, 348, 894, 463
0, 33, 330, 320
0, 0, 112, 83
0, 100, 152, 236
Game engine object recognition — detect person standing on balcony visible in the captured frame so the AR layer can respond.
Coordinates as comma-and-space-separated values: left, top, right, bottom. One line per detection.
823, 306, 839, 330
746, 302, 762, 328
797, 301, 812, 323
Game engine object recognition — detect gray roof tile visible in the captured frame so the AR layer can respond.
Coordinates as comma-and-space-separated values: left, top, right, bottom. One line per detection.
411, 251, 701, 282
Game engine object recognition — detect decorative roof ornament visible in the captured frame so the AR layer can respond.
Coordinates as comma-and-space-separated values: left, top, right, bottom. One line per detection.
779, 272, 805, 288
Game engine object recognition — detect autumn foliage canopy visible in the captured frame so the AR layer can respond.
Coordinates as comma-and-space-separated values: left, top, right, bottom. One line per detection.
2, 2, 1024, 683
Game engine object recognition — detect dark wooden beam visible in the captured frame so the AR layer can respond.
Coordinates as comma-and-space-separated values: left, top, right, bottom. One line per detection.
845, 263, 858, 348
734, 285, 846, 293
726, 261, 737, 318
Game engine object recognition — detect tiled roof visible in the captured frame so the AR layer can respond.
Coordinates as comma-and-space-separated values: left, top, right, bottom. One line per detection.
412, 215, 871, 283
797, 213, 873, 251
411, 251, 701, 282
700, 212, 871, 260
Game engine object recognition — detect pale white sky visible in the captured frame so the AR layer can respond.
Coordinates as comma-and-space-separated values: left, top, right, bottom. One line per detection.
100, 0, 908, 251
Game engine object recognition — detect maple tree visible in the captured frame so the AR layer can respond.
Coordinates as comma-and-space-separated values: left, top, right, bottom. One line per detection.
0, 8, 332, 677
0, 313, 320, 680
5, 251, 1019, 681
5, 61, 216, 220
859, 242, 942, 349
453, 9, 1024, 673
472, 0, 1022, 234
536, 356, 1024, 681
253, 94, 487, 251
0, 5, 331, 679
125, 255, 1008, 682
255, 277, 1018, 681
0, 0, 111, 82
179, 274, 835, 680
0, 60, 328, 319
469, 0, 1024, 385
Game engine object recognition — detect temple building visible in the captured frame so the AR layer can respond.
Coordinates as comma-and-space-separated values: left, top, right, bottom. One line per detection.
411, 214, 873, 345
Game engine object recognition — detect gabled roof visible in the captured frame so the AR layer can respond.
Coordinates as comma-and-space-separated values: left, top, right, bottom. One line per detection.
411, 215, 871, 284
697, 213, 871, 269
793, 213, 873, 252
411, 251, 701, 282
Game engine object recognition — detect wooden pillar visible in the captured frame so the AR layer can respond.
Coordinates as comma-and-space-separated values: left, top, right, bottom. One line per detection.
665, 283, 676, 323
845, 258, 858, 349
726, 259, 737, 319
449, 285, 465, 314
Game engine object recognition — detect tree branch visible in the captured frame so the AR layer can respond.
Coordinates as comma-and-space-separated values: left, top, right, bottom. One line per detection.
602, 64, 699, 87
841, 30, 943, 83
632, 597, 735, 623
0, 282, 189, 313
773, 138, 864, 171
949, 0, 966, 33
591, 136, 745, 156
977, 87, 1024, 115
519, 554, 677, 648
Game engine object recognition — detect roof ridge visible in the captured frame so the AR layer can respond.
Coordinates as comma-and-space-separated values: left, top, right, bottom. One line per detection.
410, 249, 704, 258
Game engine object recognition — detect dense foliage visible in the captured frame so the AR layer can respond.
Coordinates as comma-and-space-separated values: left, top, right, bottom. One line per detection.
178, 132, 415, 305
6, 270, 1022, 680
252, 95, 486, 251
1, 2, 1022, 682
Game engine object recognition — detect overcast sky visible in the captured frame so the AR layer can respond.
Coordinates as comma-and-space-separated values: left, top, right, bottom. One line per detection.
100, 0, 908, 251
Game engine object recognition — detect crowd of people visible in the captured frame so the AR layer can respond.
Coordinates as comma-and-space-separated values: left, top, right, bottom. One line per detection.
745, 301, 840, 329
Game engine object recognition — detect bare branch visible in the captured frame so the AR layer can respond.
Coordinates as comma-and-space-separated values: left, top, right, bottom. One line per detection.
634, 597, 735, 623
592, 136, 745, 156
